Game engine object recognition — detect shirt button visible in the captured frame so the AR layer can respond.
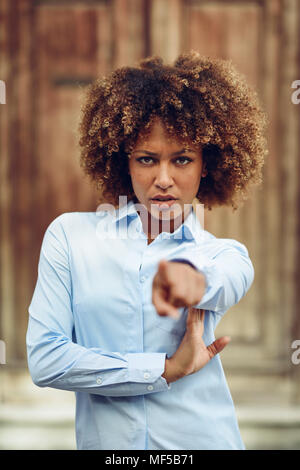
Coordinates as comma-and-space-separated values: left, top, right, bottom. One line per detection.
147, 385, 154, 391
144, 372, 150, 379
140, 277, 145, 283
96, 377, 102, 384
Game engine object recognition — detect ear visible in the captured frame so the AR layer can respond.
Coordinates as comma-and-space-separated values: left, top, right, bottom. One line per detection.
201, 164, 207, 178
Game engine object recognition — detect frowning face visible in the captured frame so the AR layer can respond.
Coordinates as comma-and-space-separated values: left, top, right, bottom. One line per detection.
128, 117, 207, 239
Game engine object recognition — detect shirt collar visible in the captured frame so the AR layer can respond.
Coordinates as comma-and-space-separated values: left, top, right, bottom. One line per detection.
174, 205, 204, 243
111, 199, 204, 243
114, 199, 138, 222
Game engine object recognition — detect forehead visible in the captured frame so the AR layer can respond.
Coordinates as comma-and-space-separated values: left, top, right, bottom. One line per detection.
133, 118, 197, 151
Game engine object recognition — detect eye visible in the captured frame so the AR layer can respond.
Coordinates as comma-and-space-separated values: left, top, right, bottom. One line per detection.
175, 157, 192, 165
136, 157, 155, 165
135, 156, 193, 166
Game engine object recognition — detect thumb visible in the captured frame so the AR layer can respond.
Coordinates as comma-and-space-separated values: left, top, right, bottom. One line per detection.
158, 259, 169, 280
206, 336, 231, 359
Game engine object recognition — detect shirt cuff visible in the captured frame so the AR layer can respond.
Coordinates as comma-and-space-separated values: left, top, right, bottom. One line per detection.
169, 258, 197, 270
127, 352, 171, 392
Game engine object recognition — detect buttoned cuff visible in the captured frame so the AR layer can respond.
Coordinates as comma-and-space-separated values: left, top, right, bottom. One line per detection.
126, 352, 171, 392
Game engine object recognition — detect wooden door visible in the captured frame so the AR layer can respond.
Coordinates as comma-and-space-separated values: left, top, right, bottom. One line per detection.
1, 0, 299, 407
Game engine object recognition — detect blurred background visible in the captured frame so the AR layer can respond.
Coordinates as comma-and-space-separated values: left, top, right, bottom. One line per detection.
0, 0, 300, 450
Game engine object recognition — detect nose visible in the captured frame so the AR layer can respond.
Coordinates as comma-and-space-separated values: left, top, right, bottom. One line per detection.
154, 162, 174, 189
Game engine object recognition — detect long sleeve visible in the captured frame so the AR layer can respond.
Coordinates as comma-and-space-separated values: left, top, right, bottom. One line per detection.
170, 238, 254, 316
26, 215, 170, 397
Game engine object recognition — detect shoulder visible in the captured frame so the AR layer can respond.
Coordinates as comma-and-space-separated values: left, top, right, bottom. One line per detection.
47, 211, 99, 229
197, 229, 250, 259
44, 212, 99, 244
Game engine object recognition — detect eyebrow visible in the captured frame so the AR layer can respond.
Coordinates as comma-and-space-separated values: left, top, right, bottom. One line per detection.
131, 148, 197, 156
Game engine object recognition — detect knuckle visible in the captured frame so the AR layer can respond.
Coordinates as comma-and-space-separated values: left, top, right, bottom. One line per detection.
170, 285, 185, 298
207, 343, 218, 358
167, 278, 177, 290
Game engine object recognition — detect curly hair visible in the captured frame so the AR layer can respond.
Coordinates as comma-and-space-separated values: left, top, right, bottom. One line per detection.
78, 51, 267, 211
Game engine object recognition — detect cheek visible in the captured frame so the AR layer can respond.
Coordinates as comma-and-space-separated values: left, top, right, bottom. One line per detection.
130, 169, 150, 190
179, 170, 201, 189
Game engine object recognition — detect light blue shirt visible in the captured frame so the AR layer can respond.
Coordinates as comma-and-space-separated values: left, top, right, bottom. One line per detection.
26, 200, 254, 450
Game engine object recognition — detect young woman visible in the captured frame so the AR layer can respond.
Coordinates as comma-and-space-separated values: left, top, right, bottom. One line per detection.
26, 51, 267, 450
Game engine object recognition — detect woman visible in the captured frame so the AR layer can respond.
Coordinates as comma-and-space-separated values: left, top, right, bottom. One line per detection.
26, 51, 267, 450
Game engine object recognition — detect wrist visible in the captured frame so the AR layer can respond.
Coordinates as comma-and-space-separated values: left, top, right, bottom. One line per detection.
161, 357, 171, 384
162, 357, 186, 384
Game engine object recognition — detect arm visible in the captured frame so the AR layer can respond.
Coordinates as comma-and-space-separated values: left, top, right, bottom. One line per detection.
172, 239, 254, 315
26, 215, 170, 397
153, 239, 254, 317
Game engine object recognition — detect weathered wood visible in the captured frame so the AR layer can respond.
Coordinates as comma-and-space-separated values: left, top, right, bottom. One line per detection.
0, 0, 15, 362
279, 0, 300, 404
111, 0, 146, 68
0, 0, 299, 406
150, 0, 183, 63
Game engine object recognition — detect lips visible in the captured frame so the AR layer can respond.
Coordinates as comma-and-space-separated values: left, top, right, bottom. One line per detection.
151, 195, 177, 201
150, 199, 177, 209
150, 194, 179, 209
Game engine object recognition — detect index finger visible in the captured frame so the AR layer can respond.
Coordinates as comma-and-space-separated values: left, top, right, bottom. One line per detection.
152, 288, 180, 319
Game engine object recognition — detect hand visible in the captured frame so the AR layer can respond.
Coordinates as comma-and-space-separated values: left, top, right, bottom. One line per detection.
152, 259, 206, 318
162, 308, 231, 384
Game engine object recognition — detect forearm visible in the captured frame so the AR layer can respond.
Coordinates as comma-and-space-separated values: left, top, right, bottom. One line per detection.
27, 314, 170, 397
170, 240, 254, 315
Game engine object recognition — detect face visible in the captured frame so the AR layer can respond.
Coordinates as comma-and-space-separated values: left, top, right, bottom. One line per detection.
128, 118, 207, 238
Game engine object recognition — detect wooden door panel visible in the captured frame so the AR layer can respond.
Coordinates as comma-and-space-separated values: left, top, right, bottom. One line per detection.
185, 2, 261, 89
1, 2, 299, 409
34, 3, 110, 234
